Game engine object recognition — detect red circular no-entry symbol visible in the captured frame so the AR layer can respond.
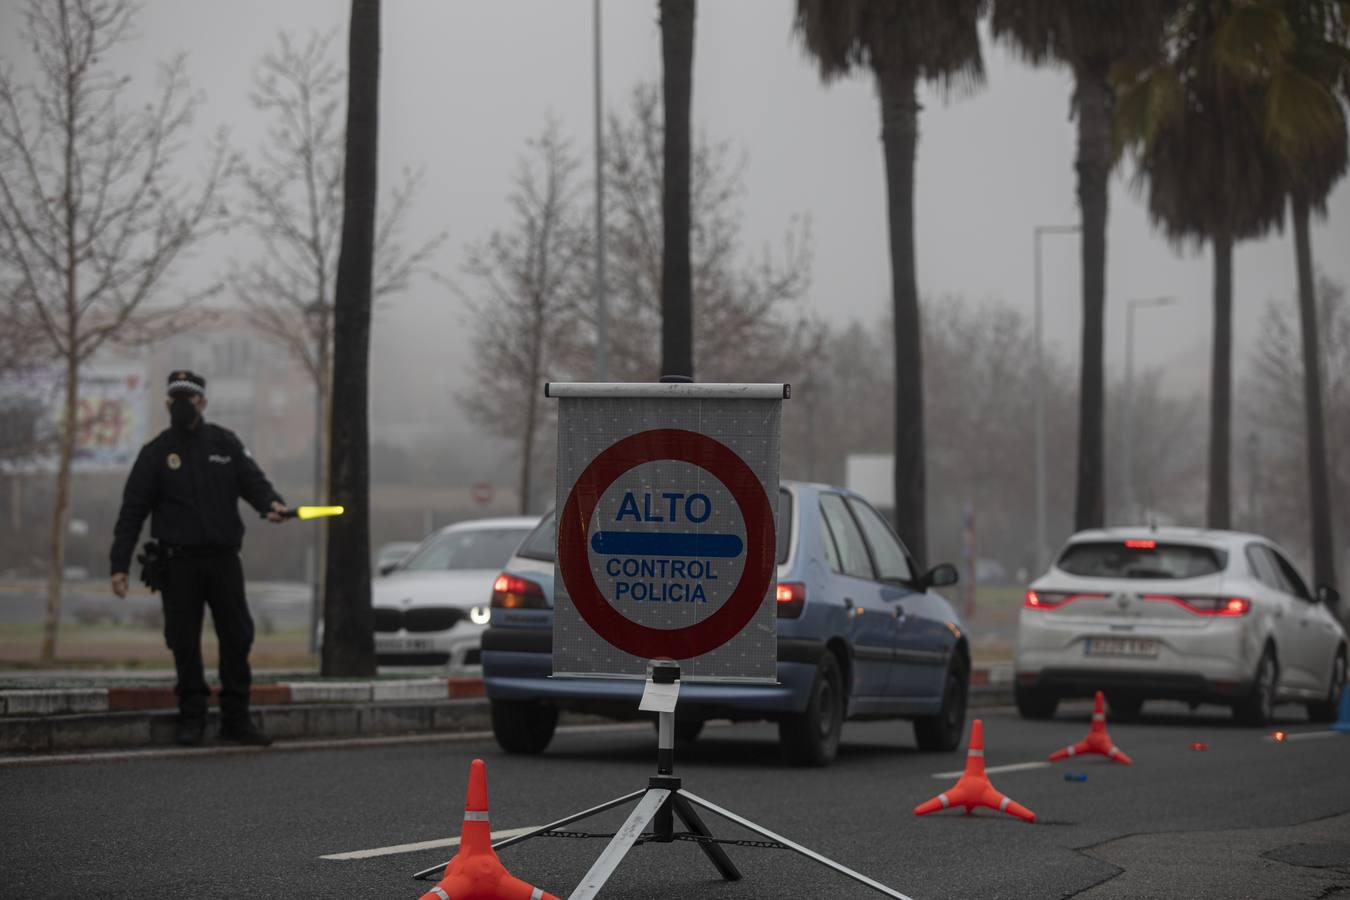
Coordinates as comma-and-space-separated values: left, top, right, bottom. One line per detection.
557, 428, 775, 661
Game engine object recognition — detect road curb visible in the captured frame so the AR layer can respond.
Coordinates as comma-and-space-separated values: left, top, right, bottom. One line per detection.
0, 685, 1015, 755
0, 698, 493, 754
0, 677, 487, 717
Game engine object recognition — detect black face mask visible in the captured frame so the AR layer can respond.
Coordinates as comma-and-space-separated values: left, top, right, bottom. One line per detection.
169, 395, 199, 430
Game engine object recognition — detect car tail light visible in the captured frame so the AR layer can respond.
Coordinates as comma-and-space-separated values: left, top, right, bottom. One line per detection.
1124, 539, 1157, 549
491, 573, 548, 610
1024, 590, 1104, 610
776, 582, 806, 619
1142, 594, 1251, 617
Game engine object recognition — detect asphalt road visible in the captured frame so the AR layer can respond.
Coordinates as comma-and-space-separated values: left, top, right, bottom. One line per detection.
4, 702, 1348, 899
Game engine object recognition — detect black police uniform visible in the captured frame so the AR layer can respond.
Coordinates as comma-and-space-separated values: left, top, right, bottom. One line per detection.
110, 373, 284, 736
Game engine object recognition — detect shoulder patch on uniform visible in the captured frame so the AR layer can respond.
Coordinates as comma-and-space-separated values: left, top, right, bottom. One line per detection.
167, 452, 181, 470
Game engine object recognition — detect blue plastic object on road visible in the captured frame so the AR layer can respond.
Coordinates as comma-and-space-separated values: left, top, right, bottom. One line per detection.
1063, 773, 1089, 782
1332, 685, 1350, 734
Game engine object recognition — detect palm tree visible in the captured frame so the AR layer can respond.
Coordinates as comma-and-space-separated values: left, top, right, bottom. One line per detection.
322, 0, 381, 677
794, 0, 986, 568
661, 0, 696, 378
991, 1, 1174, 531
1115, 1, 1287, 530
1264, 0, 1348, 591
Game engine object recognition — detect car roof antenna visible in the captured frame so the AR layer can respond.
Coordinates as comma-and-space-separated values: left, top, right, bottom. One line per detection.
1149, 514, 1158, 533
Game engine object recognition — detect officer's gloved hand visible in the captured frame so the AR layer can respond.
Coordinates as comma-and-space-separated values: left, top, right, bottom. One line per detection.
111, 573, 129, 598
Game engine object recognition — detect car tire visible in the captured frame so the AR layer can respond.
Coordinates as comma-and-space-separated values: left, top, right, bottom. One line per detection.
490, 699, 558, 754
779, 652, 843, 767
1106, 693, 1144, 720
1233, 647, 1279, 726
1307, 649, 1346, 724
913, 654, 969, 752
1014, 682, 1058, 720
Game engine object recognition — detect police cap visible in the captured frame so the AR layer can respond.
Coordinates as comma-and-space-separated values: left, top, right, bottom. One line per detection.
166, 370, 207, 397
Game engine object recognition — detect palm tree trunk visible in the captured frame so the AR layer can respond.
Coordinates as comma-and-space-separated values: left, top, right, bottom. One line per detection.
877, 61, 927, 569
322, 0, 380, 677
1292, 191, 1337, 591
1207, 231, 1233, 529
1074, 64, 1110, 530
660, 0, 695, 379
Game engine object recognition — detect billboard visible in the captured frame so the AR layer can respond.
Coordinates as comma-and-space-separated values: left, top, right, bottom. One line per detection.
0, 363, 151, 473
550, 382, 786, 683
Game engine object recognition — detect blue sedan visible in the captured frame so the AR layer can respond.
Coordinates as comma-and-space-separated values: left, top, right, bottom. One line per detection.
481, 481, 970, 766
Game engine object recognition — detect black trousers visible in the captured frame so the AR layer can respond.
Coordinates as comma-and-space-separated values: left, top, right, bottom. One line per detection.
160, 552, 254, 724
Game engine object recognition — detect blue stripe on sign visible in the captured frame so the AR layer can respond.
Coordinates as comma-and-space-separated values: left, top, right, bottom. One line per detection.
590, 531, 744, 558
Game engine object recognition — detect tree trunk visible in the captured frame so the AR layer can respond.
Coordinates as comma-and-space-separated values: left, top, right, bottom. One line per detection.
322, 0, 380, 677
660, 0, 695, 379
1074, 64, 1110, 530
877, 62, 927, 569
41, 356, 78, 662
1292, 191, 1337, 592
1207, 231, 1233, 529
520, 329, 540, 515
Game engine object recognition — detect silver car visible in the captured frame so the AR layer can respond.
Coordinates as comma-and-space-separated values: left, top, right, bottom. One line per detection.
372, 516, 539, 672
1015, 527, 1346, 725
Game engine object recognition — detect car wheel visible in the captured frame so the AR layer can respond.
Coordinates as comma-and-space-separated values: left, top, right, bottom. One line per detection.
913, 654, 969, 752
779, 652, 843, 767
1106, 693, 1144, 720
1015, 682, 1058, 720
1233, 647, 1278, 726
1307, 649, 1346, 724
490, 699, 558, 754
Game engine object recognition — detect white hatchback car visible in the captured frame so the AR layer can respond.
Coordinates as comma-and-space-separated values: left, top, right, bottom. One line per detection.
372, 516, 539, 672
1015, 527, 1346, 725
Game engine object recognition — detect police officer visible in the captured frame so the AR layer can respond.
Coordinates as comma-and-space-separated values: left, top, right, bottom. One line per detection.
110, 371, 290, 746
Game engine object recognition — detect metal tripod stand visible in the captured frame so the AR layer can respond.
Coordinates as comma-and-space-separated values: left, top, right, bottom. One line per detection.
412, 661, 914, 899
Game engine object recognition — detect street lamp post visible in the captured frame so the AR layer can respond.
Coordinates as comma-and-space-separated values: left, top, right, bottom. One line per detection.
1033, 224, 1079, 573
593, 0, 608, 382
1123, 296, 1178, 522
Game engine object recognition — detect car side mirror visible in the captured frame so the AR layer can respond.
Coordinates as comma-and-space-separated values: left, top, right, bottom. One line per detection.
1316, 584, 1341, 608
378, 561, 398, 577
922, 563, 959, 591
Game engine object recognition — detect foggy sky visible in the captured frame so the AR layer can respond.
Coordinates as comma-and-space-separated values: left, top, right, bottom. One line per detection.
3, 0, 1348, 426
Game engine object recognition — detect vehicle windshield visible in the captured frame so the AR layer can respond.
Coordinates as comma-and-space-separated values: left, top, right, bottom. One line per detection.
517, 489, 795, 564
399, 528, 532, 572
1057, 541, 1226, 579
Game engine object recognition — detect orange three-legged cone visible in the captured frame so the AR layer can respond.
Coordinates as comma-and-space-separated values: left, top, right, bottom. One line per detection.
914, 719, 1036, 822
418, 759, 560, 900
1048, 691, 1133, 765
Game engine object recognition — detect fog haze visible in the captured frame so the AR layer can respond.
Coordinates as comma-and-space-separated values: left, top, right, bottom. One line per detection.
3, 0, 1347, 425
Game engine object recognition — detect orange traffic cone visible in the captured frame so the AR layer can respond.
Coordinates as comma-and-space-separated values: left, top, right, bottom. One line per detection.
914, 719, 1036, 822
1048, 691, 1133, 765
419, 759, 560, 900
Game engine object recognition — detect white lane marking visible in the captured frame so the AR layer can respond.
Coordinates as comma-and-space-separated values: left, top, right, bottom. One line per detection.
932, 761, 1050, 779
0, 722, 649, 769
1266, 730, 1343, 743
321, 825, 541, 861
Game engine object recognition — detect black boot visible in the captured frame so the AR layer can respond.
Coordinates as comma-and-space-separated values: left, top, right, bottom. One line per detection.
219, 719, 273, 747
175, 717, 206, 747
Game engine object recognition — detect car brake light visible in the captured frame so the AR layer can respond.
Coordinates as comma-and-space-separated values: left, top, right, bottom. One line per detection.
1141, 594, 1251, 617
1125, 539, 1157, 549
776, 582, 806, 619
491, 573, 548, 609
1024, 590, 1104, 610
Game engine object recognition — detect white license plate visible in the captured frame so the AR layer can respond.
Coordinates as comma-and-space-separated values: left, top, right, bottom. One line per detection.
377, 637, 434, 653
1085, 637, 1158, 658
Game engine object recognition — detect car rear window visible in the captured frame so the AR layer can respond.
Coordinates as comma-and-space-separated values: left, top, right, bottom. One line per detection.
517, 489, 795, 564
1057, 541, 1226, 579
